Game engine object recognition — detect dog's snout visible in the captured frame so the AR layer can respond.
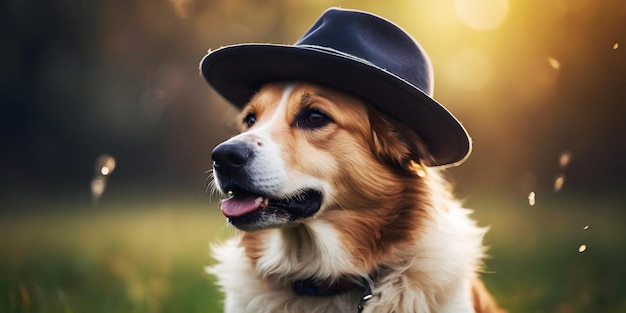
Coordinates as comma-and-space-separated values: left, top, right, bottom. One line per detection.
212, 142, 252, 174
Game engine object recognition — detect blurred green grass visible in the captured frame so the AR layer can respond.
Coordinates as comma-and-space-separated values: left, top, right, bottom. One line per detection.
471, 192, 626, 313
1, 195, 233, 313
1, 192, 625, 313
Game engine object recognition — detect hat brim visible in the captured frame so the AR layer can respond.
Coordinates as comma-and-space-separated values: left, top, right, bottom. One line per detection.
200, 44, 471, 167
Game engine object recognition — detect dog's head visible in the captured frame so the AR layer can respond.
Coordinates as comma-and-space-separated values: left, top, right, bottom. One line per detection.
211, 82, 433, 232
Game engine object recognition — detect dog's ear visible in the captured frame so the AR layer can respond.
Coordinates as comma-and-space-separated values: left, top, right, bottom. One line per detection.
369, 109, 434, 173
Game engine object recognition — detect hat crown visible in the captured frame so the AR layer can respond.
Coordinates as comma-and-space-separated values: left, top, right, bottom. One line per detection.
295, 8, 434, 96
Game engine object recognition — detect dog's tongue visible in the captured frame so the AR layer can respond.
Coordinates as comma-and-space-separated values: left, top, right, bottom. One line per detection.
220, 196, 264, 217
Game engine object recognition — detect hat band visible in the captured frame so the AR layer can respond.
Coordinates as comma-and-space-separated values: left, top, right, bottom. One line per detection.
296, 45, 377, 67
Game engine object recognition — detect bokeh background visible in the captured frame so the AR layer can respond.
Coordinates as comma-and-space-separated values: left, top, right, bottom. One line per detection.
2, 0, 625, 312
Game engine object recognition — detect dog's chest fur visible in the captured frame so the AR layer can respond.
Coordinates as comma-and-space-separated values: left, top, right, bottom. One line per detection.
209, 187, 486, 313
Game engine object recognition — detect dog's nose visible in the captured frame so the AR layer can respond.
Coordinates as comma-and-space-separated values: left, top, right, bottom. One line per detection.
211, 142, 251, 174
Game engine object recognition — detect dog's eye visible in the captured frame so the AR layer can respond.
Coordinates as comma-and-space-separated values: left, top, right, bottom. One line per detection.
243, 112, 256, 128
307, 111, 326, 125
297, 109, 331, 129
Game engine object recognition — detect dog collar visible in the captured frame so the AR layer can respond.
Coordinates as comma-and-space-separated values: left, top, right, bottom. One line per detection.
292, 276, 373, 312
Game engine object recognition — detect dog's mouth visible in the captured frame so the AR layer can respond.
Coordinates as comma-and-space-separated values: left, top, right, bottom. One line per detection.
219, 187, 323, 231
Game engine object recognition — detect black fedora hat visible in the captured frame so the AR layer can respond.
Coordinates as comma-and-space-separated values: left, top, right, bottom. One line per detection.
200, 7, 471, 167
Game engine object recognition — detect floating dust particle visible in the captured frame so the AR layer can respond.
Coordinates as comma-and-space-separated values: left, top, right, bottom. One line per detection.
92, 154, 116, 202
584, 225, 589, 230
91, 176, 107, 200
528, 192, 536, 206
578, 244, 587, 253
96, 154, 116, 176
614, 43, 619, 50
548, 57, 560, 70
101, 167, 110, 176
169, 0, 193, 19
559, 150, 572, 169
554, 174, 566, 192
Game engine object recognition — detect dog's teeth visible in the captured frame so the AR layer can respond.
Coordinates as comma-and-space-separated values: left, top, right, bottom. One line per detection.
255, 197, 270, 207
254, 196, 264, 206
227, 190, 234, 198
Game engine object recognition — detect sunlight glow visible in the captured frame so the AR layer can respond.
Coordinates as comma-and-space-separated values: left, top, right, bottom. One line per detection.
443, 48, 492, 91
455, 0, 509, 31
555, 0, 591, 14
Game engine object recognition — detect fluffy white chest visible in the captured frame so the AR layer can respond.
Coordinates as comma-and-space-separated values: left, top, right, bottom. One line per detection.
208, 205, 486, 313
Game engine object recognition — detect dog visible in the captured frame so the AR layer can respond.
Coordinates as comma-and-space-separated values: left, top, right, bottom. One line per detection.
207, 82, 504, 313
201, 7, 504, 313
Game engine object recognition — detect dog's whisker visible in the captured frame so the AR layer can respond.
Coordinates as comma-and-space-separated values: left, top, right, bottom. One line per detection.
326, 193, 348, 212
204, 170, 221, 198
